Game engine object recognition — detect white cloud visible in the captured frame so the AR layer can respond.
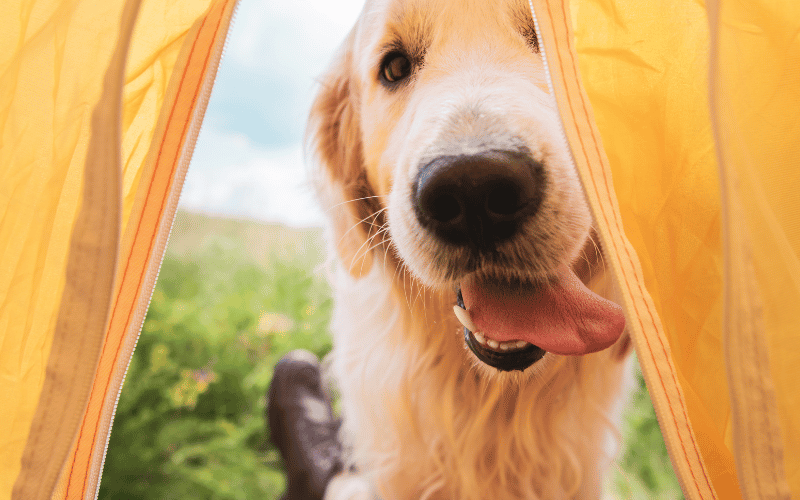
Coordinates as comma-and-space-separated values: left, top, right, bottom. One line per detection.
230, 0, 363, 76
184, 0, 364, 226
181, 126, 324, 227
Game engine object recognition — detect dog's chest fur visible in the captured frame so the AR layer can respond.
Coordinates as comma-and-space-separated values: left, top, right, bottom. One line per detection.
326, 266, 629, 500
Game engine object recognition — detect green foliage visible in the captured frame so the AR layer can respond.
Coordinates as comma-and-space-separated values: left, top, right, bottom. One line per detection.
101, 213, 682, 499
607, 361, 685, 500
100, 232, 332, 500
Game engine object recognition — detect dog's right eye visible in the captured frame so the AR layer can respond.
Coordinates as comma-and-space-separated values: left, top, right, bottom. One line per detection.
380, 52, 412, 85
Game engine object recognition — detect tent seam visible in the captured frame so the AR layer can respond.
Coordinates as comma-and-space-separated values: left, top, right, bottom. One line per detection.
63, 1, 229, 496
540, 0, 714, 497
551, 0, 715, 496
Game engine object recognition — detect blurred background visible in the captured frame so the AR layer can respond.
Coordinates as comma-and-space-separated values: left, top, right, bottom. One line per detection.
100, 0, 683, 498
179, 0, 362, 227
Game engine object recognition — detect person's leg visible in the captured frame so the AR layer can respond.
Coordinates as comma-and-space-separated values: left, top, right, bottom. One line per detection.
267, 350, 344, 500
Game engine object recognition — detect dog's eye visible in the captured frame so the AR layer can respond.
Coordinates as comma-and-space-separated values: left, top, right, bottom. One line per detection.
380, 52, 412, 84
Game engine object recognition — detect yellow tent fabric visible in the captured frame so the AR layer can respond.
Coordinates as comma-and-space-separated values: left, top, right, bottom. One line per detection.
530, 0, 720, 497
530, 0, 799, 498
0, 0, 237, 498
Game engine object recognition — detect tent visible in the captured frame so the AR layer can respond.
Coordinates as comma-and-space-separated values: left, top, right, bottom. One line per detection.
1, 0, 797, 498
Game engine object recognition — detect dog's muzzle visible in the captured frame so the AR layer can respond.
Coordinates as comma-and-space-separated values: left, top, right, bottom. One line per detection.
412, 149, 549, 371
412, 149, 626, 372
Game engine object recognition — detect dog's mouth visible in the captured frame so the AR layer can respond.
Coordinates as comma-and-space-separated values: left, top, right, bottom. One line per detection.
456, 289, 547, 371
453, 265, 626, 372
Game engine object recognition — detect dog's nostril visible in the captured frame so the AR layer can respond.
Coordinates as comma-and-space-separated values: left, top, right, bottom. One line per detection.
429, 192, 462, 222
413, 150, 544, 248
485, 181, 521, 217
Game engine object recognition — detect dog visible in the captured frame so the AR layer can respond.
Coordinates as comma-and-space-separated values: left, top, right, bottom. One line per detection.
306, 0, 632, 498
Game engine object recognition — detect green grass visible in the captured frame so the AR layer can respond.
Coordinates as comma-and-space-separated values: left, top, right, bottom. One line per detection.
100, 210, 682, 499
99, 211, 331, 500
607, 364, 685, 500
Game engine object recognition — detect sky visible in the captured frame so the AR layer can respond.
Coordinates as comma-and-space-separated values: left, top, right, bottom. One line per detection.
179, 0, 365, 227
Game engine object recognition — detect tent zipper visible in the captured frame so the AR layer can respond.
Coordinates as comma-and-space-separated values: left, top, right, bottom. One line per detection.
525, 1, 698, 499
90, 2, 240, 499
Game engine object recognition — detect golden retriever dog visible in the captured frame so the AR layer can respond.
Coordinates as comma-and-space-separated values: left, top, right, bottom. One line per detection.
307, 0, 632, 498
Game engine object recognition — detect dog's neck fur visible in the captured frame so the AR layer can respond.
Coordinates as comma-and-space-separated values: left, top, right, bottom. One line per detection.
326, 260, 630, 500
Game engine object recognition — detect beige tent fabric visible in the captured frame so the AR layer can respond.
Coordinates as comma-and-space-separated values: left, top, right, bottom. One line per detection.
1, 0, 136, 493
708, 0, 799, 497
10, 0, 138, 496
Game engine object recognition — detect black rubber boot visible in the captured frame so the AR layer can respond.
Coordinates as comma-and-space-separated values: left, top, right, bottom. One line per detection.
267, 350, 343, 500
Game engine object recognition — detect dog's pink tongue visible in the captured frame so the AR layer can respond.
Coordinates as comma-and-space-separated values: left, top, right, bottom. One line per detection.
461, 266, 625, 355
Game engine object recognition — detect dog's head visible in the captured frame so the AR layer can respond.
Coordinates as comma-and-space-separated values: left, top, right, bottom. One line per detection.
309, 0, 625, 373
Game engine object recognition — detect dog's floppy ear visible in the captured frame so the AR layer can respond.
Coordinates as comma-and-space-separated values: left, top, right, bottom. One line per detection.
308, 31, 380, 278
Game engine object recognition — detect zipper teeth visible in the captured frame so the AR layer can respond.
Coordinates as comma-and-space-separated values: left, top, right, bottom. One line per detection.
526, 2, 694, 498
526, 1, 619, 279
527, 2, 622, 307
90, 2, 241, 499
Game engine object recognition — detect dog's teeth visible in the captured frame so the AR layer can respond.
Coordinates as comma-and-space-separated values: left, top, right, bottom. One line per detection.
453, 305, 477, 333
479, 337, 531, 352
457, 311, 532, 352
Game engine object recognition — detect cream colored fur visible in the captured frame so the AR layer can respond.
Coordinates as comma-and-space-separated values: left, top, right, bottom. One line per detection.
307, 0, 632, 498
323, 265, 630, 500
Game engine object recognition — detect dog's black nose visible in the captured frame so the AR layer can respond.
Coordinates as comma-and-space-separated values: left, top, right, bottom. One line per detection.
413, 150, 544, 248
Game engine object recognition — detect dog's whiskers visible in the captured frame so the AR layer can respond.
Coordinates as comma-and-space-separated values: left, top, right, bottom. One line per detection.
412, 279, 431, 325
347, 211, 391, 275
401, 265, 415, 314
326, 195, 382, 213
578, 248, 592, 269
390, 257, 408, 305
378, 223, 396, 276
357, 226, 391, 275
338, 205, 387, 243
590, 234, 606, 272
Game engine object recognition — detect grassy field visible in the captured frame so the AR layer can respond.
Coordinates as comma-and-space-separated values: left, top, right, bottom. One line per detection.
100, 210, 682, 499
